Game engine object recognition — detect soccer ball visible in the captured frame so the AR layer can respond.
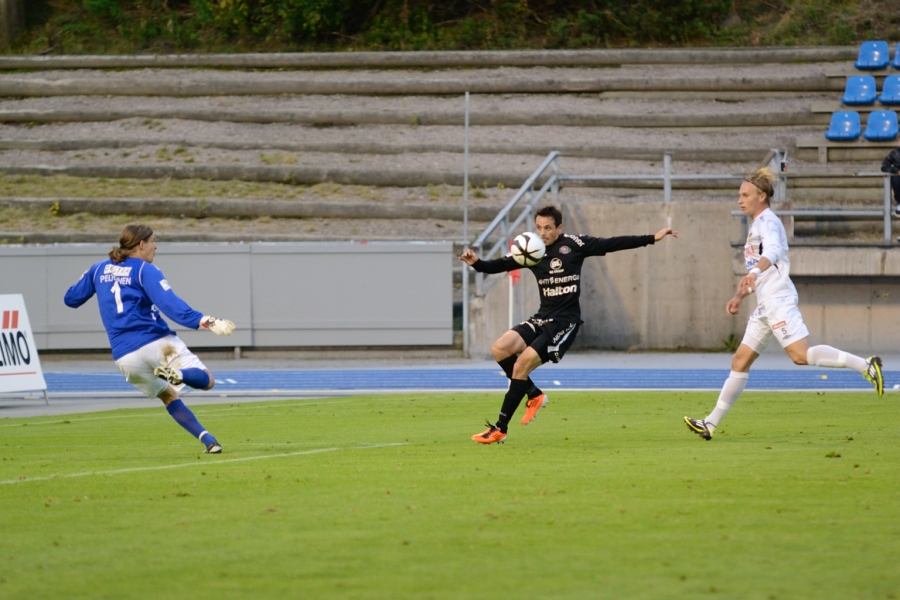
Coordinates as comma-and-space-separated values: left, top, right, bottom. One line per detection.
510, 232, 546, 267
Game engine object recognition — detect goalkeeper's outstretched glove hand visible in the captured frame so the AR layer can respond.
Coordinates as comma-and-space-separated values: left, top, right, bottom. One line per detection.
200, 316, 235, 335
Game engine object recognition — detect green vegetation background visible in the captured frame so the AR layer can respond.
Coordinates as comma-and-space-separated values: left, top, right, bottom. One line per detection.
11, 0, 900, 55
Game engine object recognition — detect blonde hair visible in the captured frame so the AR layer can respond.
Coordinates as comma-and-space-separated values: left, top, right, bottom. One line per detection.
744, 167, 778, 203
109, 224, 153, 264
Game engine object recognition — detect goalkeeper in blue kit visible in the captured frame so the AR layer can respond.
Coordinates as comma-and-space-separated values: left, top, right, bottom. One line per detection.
64, 224, 236, 453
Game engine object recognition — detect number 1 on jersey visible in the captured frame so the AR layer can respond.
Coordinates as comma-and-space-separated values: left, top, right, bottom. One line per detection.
111, 281, 124, 313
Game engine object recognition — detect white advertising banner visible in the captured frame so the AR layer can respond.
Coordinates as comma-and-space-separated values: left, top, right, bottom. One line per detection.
0, 294, 47, 394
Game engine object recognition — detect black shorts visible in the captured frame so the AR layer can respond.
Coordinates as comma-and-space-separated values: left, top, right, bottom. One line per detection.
512, 317, 580, 364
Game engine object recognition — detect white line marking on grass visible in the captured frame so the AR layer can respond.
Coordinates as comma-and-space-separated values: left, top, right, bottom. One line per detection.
196, 399, 352, 415
0, 399, 352, 427
0, 442, 408, 485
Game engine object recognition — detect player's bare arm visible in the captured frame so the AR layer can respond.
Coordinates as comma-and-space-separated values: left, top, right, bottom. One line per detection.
654, 228, 678, 241
727, 281, 749, 314
459, 249, 479, 265
738, 256, 771, 296
728, 256, 774, 314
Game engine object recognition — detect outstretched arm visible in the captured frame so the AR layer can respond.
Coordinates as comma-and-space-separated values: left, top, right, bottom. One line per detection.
64, 266, 98, 308
654, 228, 678, 242
583, 228, 677, 256
459, 249, 479, 266
141, 267, 236, 334
140, 264, 204, 329
459, 248, 519, 274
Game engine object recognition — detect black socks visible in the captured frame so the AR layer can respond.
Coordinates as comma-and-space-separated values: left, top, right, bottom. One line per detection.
497, 378, 530, 433
497, 355, 542, 399
497, 355, 517, 378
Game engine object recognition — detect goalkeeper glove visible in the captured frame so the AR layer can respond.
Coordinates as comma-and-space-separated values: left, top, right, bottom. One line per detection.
200, 316, 235, 335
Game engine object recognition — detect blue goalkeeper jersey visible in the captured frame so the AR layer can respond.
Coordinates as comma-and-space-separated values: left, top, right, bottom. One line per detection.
64, 257, 204, 360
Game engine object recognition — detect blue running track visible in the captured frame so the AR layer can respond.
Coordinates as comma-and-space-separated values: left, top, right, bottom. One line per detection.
43, 368, 898, 394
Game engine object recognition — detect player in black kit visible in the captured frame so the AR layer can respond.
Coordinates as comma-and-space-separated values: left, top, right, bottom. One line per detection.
460, 205, 677, 444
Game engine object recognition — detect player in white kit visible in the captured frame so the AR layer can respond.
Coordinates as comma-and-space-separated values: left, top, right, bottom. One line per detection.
685, 167, 884, 440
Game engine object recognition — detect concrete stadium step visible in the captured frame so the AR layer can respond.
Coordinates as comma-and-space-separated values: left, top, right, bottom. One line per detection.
0, 164, 766, 189
0, 50, 878, 245
0, 137, 771, 162
0, 66, 842, 97
0, 228, 480, 246
794, 134, 898, 164
0, 106, 827, 128
0, 197, 504, 221
0, 161, 882, 189
8, 195, 882, 223
0, 47, 857, 70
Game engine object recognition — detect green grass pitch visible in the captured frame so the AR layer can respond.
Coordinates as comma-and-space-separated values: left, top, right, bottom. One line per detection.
1, 391, 899, 599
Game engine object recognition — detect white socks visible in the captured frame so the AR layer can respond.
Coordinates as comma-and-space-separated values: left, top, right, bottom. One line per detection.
705, 371, 749, 429
806, 345, 868, 373
704, 347, 868, 432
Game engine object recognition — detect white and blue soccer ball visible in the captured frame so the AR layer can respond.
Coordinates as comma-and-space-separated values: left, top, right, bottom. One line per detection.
510, 232, 546, 267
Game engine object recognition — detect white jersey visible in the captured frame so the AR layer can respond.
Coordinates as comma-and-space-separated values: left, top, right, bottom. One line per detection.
743, 207, 797, 303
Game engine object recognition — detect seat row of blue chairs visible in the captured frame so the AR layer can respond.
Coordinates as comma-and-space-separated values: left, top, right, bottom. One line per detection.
855, 41, 900, 70
842, 75, 900, 105
824, 42, 900, 140
826, 110, 899, 141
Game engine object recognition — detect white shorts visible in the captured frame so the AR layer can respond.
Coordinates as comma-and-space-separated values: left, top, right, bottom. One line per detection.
114, 335, 207, 398
741, 295, 810, 353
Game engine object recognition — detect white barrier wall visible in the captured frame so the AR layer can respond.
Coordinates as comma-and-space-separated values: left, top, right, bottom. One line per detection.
0, 242, 453, 351
0, 294, 47, 394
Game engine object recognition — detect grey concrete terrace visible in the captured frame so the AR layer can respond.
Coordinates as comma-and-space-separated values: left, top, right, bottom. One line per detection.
0, 47, 858, 70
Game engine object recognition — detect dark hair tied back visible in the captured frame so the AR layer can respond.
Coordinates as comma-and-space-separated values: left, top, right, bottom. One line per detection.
109, 224, 153, 263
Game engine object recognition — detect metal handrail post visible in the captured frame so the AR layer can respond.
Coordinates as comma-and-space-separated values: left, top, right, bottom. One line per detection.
551, 159, 559, 205
462, 91, 470, 358
475, 241, 484, 296
663, 154, 672, 203
461, 262, 469, 358
770, 148, 787, 203
885, 175, 892, 245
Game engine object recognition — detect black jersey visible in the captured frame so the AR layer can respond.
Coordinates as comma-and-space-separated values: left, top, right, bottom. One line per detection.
473, 233, 655, 323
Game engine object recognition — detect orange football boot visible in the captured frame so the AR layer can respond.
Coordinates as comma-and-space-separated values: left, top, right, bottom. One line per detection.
471, 421, 507, 444
520, 393, 548, 425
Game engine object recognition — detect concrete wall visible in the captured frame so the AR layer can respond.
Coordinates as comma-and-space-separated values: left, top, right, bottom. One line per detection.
468, 197, 900, 356
0, 242, 453, 351
0, 0, 24, 49
468, 271, 541, 356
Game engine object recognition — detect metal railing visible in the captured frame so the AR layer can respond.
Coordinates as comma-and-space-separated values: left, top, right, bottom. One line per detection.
558, 164, 745, 202
732, 172, 894, 244
469, 151, 560, 296
460, 150, 747, 356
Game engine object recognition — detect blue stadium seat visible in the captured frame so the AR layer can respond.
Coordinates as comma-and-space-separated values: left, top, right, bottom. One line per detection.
878, 75, 900, 105
855, 41, 890, 70
825, 111, 861, 141
864, 110, 899, 141
893, 43, 900, 69
842, 76, 877, 105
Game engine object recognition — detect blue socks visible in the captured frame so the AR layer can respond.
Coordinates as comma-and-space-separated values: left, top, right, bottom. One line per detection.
166, 399, 217, 446
180, 368, 211, 389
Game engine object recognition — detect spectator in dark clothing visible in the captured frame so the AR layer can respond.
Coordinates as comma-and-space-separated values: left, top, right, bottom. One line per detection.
880, 147, 900, 215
